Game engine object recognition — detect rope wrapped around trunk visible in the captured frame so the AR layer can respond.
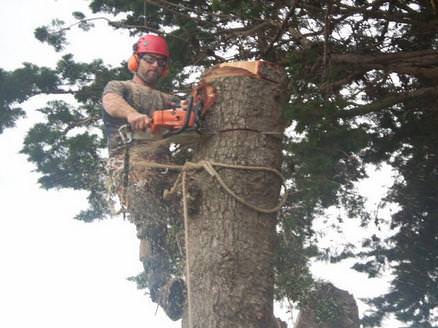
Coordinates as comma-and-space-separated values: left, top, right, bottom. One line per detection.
136, 159, 288, 214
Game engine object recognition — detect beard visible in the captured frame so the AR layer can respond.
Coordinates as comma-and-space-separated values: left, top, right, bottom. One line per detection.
137, 69, 160, 85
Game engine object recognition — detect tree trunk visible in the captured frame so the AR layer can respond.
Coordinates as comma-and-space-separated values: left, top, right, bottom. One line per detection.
182, 61, 288, 328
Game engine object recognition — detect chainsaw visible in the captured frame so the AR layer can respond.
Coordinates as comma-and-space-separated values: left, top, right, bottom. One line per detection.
118, 83, 216, 145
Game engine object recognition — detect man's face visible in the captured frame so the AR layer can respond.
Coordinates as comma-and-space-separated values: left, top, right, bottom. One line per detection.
137, 53, 168, 85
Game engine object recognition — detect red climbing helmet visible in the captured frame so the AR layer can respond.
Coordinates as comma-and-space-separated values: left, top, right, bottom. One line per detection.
135, 34, 170, 58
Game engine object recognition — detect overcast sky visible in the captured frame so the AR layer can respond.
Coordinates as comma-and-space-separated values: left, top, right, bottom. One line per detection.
0, 1, 400, 327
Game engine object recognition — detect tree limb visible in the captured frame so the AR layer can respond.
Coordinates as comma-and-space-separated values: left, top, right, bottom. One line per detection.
332, 50, 438, 80
320, 72, 366, 93
336, 2, 422, 25
63, 115, 100, 134
338, 86, 438, 119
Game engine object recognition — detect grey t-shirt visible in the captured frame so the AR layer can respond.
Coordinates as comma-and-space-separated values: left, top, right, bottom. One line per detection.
102, 80, 179, 151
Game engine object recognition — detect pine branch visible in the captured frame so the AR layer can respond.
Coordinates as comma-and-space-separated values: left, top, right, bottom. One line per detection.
338, 86, 438, 119
62, 115, 100, 134
332, 50, 438, 80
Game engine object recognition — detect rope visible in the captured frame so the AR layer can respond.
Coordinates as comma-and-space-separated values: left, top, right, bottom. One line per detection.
139, 160, 288, 214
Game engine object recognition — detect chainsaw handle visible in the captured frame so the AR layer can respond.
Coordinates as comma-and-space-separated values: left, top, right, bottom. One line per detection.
126, 111, 151, 131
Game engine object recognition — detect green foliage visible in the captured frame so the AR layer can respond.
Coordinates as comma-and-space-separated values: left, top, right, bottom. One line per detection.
1, 56, 130, 221
20, 100, 109, 221
274, 215, 316, 303
309, 283, 344, 325
0, 69, 25, 132
72, 11, 86, 20
0, 64, 61, 133
34, 19, 68, 51
1, 1, 438, 326
358, 106, 438, 326
127, 271, 148, 290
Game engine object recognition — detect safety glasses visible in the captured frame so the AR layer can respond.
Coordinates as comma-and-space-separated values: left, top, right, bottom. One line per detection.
141, 54, 168, 68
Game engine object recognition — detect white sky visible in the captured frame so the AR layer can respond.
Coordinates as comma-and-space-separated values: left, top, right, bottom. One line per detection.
0, 1, 401, 327
0, 1, 178, 327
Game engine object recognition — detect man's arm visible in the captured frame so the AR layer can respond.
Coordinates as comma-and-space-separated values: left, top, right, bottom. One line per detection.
102, 92, 150, 131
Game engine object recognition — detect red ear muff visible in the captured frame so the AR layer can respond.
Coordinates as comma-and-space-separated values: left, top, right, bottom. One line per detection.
127, 54, 140, 72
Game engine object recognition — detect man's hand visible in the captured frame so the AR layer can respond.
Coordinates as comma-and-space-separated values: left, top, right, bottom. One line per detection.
103, 93, 150, 131
127, 111, 150, 131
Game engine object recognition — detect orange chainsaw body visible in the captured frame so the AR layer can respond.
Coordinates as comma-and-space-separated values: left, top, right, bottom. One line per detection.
149, 108, 196, 134
147, 83, 216, 136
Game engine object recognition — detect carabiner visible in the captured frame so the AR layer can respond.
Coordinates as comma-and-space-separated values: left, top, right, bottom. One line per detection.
118, 124, 133, 144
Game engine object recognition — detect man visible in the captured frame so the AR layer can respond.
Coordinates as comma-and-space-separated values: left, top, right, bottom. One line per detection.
102, 34, 185, 321
102, 34, 178, 151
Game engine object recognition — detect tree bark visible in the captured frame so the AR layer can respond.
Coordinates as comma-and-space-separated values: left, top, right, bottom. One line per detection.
182, 61, 288, 328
